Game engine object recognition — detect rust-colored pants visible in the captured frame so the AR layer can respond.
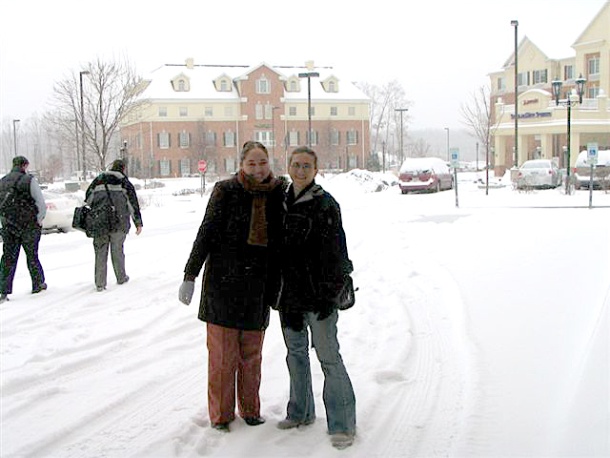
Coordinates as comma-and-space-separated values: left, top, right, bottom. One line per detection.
206, 323, 265, 425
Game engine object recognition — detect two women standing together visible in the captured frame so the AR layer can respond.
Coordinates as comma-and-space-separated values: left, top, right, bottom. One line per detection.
179, 142, 356, 450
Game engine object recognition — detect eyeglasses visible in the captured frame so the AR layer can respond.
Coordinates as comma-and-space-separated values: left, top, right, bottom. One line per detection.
290, 163, 314, 171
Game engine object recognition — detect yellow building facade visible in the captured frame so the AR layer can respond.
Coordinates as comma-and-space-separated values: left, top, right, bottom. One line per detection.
489, 1, 610, 175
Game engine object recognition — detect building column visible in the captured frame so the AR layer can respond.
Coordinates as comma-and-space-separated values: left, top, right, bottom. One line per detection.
540, 134, 553, 160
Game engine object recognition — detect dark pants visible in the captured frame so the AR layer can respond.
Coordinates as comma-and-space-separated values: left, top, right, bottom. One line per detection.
93, 231, 127, 288
0, 227, 45, 294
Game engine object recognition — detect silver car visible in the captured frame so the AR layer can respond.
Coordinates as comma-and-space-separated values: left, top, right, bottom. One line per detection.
515, 159, 561, 190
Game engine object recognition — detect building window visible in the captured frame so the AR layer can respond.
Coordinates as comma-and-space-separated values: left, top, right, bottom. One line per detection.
220, 80, 229, 92
588, 57, 600, 76
256, 76, 270, 94
160, 159, 171, 176
588, 85, 600, 98
179, 132, 190, 148
290, 80, 297, 92
224, 131, 236, 147
517, 71, 529, 87
178, 80, 186, 92
264, 104, 272, 119
289, 131, 299, 146
329, 81, 336, 93
306, 130, 318, 146
289, 106, 297, 116
564, 65, 574, 80
179, 107, 188, 117
348, 107, 356, 116
225, 157, 237, 174
255, 131, 273, 147
497, 77, 506, 91
309, 106, 316, 117
255, 103, 263, 120
330, 129, 339, 146
346, 130, 358, 145
532, 70, 547, 84
158, 132, 170, 149
205, 106, 213, 117
180, 157, 190, 176
205, 131, 216, 145
158, 107, 167, 117
330, 106, 338, 116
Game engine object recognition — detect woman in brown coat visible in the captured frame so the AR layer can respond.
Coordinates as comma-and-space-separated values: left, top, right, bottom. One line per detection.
179, 141, 284, 432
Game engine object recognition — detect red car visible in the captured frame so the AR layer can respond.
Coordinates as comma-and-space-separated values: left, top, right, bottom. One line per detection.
398, 157, 453, 194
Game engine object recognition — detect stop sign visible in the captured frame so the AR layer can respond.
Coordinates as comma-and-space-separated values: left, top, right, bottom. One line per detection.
198, 160, 207, 173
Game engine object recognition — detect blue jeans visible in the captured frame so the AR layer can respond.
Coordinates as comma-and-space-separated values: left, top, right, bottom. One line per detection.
281, 310, 356, 434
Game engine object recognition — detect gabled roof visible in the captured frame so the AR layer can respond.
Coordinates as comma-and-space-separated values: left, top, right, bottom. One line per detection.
572, 0, 610, 47
503, 36, 549, 68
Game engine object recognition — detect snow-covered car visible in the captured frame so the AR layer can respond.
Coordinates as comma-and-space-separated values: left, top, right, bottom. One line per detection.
573, 149, 610, 190
515, 159, 561, 189
398, 157, 453, 194
42, 191, 83, 233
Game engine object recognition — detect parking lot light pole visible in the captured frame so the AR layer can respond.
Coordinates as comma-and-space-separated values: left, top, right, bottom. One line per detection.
511, 20, 519, 168
552, 74, 586, 194
80, 70, 90, 181
298, 67, 319, 148
444, 127, 450, 161
395, 108, 408, 165
12, 119, 20, 156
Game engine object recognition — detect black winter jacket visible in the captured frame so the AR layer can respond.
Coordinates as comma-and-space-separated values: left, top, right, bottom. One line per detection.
0, 170, 39, 234
85, 171, 143, 234
184, 175, 284, 331
278, 181, 352, 315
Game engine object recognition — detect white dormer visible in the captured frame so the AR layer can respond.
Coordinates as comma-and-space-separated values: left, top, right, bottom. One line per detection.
322, 76, 339, 93
285, 75, 301, 92
214, 74, 233, 92
171, 73, 190, 92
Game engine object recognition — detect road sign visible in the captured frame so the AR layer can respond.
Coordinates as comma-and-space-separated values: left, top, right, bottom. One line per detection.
450, 148, 460, 168
587, 142, 598, 166
198, 159, 207, 173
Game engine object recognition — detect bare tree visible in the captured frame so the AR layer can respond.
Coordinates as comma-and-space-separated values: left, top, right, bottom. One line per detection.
460, 85, 495, 167
53, 57, 146, 173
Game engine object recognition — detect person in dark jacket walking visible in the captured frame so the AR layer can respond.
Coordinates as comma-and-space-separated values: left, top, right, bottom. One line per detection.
178, 141, 284, 432
85, 159, 143, 291
276, 146, 356, 450
0, 156, 47, 302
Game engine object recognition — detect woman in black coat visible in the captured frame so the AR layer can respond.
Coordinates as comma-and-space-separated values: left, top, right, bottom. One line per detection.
179, 141, 284, 432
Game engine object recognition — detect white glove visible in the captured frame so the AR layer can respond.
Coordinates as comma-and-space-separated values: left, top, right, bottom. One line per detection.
179, 281, 195, 305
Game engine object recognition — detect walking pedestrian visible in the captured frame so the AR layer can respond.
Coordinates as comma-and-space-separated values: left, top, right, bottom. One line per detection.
0, 156, 47, 302
85, 159, 142, 291
179, 141, 284, 432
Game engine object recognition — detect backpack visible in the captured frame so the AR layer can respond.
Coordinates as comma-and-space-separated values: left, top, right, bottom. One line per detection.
0, 174, 26, 217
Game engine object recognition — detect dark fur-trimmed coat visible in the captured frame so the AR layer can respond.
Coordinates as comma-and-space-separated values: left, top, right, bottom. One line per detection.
184, 176, 284, 331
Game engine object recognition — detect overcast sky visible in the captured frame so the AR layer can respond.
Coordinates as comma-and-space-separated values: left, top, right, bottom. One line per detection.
0, 0, 606, 131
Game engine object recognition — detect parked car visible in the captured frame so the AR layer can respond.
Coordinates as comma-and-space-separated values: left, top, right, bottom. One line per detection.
515, 159, 561, 189
398, 157, 453, 194
42, 191, 83, 233
573, 149, 610, 190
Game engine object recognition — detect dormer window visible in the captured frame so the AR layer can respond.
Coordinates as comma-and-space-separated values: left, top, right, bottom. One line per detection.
329, 81, 336, 92
221, 80, 228, 91
256, 76, 270, 94
322, 77, 339, 93
178, 79, 186, 91
171, 74, 190, 92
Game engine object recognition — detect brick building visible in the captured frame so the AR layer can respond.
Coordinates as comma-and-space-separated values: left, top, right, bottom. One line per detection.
119, 60, 370, 179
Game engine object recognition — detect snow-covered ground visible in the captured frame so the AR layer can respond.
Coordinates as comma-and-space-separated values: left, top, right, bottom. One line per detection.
1, 171, 609, 458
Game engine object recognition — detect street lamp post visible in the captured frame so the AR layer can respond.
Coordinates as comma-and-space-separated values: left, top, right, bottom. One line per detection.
79, 70, 90, 181
395, 108, 408, 165
552, 74, 586, 195
298, 69, 319, 148
511, 20, 519, 168
444, 127, 450, 161
12, 119, 20, 156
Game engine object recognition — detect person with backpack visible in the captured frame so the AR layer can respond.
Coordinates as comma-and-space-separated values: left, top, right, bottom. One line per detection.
85, 159, 143, 292
0, 156, 47, 302
275, 146, 356, 450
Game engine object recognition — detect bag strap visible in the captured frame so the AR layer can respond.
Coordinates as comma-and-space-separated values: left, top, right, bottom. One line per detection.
103, 181, 115, 207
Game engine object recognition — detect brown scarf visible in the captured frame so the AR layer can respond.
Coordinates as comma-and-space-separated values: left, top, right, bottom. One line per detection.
237, 170, 280, 247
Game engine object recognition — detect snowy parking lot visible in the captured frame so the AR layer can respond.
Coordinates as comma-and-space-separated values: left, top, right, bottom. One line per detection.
1, 172, 608, 457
